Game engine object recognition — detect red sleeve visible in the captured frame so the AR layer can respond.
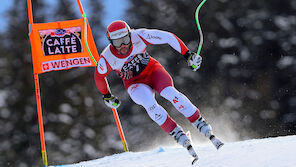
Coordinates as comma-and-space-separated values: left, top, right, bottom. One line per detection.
171, 33, 189, 56
94, 57, 113, 95
138, 35, 152, 46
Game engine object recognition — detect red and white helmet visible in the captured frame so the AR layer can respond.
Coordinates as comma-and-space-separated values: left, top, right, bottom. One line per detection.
106, 20, 131, 40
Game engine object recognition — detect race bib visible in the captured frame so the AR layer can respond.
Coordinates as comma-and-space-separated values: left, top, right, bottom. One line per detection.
119, 52, 150, 79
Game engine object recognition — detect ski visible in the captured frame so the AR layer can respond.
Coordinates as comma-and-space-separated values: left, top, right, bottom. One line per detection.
186, 131, 192, 142
192, 157, 199, 166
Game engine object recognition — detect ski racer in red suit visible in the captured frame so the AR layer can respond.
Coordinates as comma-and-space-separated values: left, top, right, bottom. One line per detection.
94, 20, 223, 163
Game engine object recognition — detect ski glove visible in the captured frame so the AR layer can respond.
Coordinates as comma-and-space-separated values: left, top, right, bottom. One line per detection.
184, 51, 202, 71
103, 93, 121, 109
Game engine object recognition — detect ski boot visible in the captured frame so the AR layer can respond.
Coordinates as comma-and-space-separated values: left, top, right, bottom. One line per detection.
192, 117, 224, 149
170, 126, 199, 165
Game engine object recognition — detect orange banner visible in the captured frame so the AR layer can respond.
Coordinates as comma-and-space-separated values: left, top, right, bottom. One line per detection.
29, 19, 99, 74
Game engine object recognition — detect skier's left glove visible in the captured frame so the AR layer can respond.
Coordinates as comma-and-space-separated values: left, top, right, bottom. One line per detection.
184, 50, 202, 71
103, 93, 121, 109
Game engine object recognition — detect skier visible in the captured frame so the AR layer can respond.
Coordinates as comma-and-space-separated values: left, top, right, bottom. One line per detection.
94, 20, 223, 165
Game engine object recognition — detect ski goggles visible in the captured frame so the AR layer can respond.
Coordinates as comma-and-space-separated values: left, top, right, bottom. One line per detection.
112, 35, 131, 48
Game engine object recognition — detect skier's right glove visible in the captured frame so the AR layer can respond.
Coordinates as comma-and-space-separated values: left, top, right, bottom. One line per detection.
184, 50, 202, 71
103, 93, 121, 109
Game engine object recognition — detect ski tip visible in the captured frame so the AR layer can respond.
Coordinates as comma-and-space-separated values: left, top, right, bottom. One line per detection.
186, 131, 191, 135
186, 131, 193, 142
191, 157, 199, 166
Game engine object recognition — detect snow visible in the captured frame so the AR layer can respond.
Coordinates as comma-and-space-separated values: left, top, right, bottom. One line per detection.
50, 135, 296, 167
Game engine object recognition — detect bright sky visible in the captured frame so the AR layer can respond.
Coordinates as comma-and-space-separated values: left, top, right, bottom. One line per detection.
0, 0, 127, 32
0, 1, 12, 31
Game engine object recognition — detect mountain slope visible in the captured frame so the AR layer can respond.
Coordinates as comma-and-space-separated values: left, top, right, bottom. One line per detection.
51, 135, 296, 167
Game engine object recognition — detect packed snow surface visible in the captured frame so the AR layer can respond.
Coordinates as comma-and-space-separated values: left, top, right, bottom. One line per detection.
50, 135, 296, 167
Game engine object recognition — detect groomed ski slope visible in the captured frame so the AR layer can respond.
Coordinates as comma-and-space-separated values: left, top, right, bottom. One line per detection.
51, 135, 296, 167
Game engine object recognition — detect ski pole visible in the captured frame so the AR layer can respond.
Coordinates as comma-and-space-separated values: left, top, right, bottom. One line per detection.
195, 0, 207, 55
112, 108, 129, 152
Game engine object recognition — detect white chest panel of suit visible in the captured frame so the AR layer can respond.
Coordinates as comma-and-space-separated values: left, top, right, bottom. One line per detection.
100, 28, 184, 77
